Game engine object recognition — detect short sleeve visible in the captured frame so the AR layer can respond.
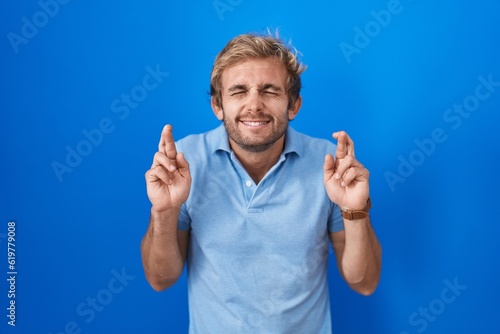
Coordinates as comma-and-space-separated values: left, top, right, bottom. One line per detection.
328, 202, 344, 233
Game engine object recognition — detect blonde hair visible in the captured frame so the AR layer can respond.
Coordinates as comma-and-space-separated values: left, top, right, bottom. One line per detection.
210, 31, 307, 110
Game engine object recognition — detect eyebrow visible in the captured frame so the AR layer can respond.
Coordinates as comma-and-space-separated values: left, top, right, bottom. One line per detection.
226, 84, 283, 92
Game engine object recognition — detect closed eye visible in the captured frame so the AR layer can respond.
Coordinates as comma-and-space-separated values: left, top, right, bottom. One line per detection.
231, 91, 246, 96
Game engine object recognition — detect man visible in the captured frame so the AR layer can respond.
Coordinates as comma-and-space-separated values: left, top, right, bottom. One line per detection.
141, 32, 381, 333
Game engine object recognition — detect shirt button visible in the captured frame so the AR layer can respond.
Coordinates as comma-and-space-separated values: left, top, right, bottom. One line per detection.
245, 180, 252, 187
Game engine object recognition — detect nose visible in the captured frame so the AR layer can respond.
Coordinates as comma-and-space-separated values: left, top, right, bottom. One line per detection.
246, 90, 263, 112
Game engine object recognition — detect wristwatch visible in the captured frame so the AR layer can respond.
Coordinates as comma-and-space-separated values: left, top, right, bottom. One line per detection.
340, 197, 372, 220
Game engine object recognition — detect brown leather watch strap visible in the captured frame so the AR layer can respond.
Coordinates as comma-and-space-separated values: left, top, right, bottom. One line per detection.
340, 197, 372, 220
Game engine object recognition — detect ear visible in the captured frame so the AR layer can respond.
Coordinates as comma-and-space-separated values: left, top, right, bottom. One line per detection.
211, 96, 224, 120
288, 95, 302, 120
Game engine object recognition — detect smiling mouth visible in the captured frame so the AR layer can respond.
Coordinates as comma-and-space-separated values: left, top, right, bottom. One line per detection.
240, 121, 270, 127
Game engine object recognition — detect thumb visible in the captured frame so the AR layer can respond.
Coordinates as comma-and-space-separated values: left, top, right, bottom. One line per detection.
323, 154, 336, 181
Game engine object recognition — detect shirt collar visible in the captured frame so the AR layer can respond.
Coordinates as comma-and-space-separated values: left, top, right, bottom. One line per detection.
283, 125, 303, 157
211, 123, 303, 157
211, 124, 231, 154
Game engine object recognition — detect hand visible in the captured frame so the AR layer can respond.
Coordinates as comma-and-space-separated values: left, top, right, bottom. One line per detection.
145, 125, 191, 212
323, 131, 369, 210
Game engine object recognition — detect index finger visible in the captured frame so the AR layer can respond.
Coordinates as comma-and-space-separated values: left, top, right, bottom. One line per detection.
333, 131, 355, 158
158, 124, 177, 160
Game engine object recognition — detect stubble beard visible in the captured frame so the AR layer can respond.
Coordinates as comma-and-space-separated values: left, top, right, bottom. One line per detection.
222, 110, 289, 153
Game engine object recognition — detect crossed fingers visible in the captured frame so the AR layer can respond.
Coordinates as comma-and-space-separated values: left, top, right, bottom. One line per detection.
151, 125, 178, 171
332, 131, 366, 187
148, 124, 180, 184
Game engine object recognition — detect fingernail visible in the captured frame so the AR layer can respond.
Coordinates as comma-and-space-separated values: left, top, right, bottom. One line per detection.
334, 173, 340, 180
168, 165, 176, 172
341, 181, 346, 187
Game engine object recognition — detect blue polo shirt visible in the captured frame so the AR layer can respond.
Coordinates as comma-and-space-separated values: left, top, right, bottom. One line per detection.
176, 124, 344, 333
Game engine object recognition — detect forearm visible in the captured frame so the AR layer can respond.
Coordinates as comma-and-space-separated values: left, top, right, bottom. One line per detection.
341, 216, 382, 295
141, 208, 185, 291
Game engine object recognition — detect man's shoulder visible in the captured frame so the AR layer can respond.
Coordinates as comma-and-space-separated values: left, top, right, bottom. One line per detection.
175, 124, 226, 156
292, 128, 335, 145
287, 127, 336, 157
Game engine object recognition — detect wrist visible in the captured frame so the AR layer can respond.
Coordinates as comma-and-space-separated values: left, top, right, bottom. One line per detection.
340, 197, 371, 220
150, 206, 180, 221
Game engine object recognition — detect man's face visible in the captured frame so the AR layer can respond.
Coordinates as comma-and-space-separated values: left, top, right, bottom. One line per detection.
212, 57, 301, 153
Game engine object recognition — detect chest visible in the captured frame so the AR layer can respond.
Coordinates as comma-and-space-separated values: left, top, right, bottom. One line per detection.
185, 157, 332, 257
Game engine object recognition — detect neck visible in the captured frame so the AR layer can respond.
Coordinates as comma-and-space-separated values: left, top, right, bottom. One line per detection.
230, 136, 285, 184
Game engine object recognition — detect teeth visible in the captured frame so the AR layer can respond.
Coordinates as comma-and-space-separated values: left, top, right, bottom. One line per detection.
242, 121, 268, 126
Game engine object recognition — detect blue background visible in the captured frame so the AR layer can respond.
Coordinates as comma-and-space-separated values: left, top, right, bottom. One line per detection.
1, 0, 499, 333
